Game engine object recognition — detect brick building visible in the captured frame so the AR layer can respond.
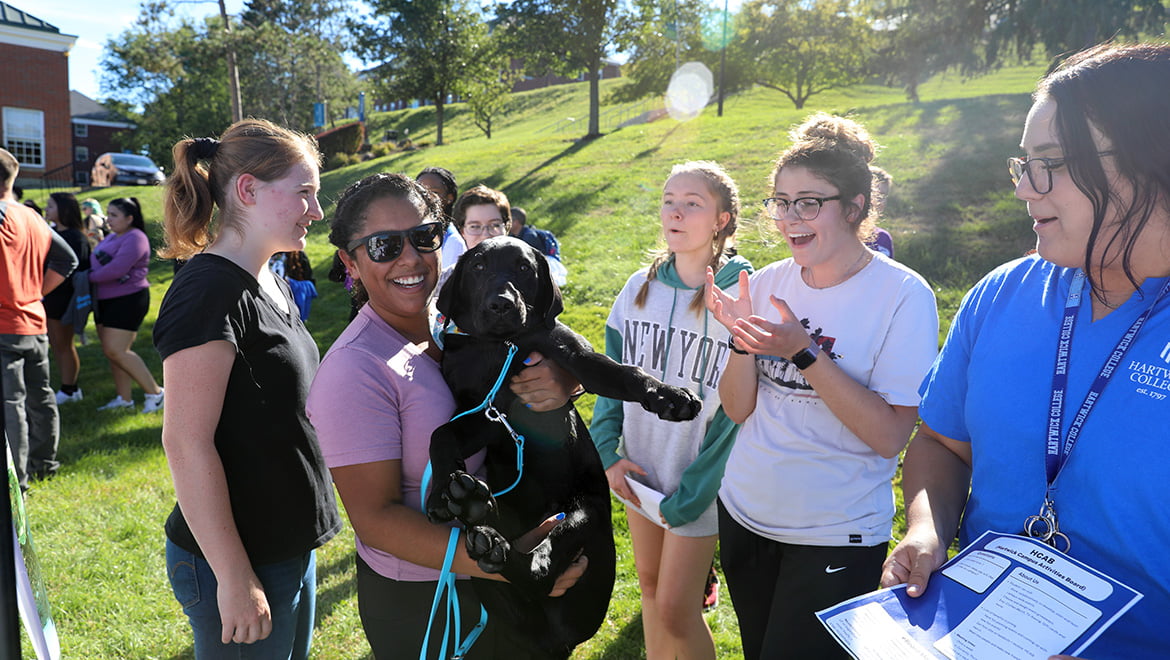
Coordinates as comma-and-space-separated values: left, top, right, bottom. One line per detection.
510, 58, 622, 93
70, 91, 134, 186
0, 2, 76, 189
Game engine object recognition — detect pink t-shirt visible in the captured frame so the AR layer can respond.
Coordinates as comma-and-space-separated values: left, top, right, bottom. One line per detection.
307, 304, 483, 581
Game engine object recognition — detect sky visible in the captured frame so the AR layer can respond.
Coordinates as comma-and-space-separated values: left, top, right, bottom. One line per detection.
41, 0, 742, 103
37, 0, 247, 101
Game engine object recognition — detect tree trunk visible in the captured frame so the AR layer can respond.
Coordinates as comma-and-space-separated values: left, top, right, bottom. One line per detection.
586, 60, 601, 138
436, 97, 445, 146
218, 0, 242, 123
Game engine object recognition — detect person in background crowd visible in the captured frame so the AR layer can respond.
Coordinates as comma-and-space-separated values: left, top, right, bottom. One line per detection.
865, 166, 895, 258
269, 251, 317, 322
42, 193, 91, 404
509, 207, 561, 261
0, 148, 77, 491
90, 197, 164, 413
706, 113, 939, 658
882, 43, 1170, 660
81, 198, 108, 244
452, 184, 511, 251
510, 206, 567, 286
416, 166, 466, 267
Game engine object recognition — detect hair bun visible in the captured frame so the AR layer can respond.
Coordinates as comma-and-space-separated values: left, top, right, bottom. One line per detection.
790, 112, 877, 164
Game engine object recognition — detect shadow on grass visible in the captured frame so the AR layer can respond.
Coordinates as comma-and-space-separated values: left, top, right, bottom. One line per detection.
629, 123, 683, 162
518, 135, 601, 182
864, 94, 1037, 287
165, 644, 195, 660
316, 551, 358, 622
501, 174, 613, 241
582, 613, 645, 660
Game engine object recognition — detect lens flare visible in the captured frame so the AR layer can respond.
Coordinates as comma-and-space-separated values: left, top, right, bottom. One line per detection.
665, 62, 714, 122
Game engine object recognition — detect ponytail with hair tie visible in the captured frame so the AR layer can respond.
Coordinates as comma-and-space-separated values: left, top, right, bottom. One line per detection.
191, 137, 220, 161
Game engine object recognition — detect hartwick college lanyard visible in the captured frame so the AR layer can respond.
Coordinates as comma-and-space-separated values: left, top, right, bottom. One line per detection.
1024, 270, 1170, 551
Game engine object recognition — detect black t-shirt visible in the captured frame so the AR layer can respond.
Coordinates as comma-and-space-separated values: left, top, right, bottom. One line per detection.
42, 227, 90, 311
153, 253, 340, 564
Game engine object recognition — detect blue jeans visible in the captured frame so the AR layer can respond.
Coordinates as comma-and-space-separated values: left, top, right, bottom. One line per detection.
166, 540, 316, 660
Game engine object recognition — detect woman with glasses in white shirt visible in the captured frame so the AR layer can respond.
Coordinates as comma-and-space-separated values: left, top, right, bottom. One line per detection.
706, 113, 939, 659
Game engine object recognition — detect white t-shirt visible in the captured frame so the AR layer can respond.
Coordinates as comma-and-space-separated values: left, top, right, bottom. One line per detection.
719, 253, 938, 546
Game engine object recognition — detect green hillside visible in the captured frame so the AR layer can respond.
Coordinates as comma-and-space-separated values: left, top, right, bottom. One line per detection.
21, 64, 1046, 658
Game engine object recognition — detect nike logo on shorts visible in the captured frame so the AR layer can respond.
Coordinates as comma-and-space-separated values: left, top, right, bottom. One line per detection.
824, 565, 847, 574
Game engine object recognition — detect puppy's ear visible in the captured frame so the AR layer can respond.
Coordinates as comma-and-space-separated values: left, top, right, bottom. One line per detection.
533, 248, 563, 328
436, 253, 464, 321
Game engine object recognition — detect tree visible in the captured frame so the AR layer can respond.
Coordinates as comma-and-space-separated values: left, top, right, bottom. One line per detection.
986, 0, 1166, 68
496, 0, 619, 138
458, 33, 516, 139
351, 0, 485, 146
100, 4, 232, 166
732, 0, 873, 110
866, 0, 990, 102
101, 1, 359, 167
237, 0, 359, 131
612, 0, 744, 103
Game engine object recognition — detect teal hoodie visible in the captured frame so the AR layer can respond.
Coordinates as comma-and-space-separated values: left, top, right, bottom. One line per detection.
591, 254, 753, 527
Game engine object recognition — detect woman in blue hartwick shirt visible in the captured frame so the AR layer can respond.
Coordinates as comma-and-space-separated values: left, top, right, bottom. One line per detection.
883, 43, 1170, 660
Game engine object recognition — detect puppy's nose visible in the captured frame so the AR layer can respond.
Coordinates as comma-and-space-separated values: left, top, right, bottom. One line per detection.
488, 296, 516, 315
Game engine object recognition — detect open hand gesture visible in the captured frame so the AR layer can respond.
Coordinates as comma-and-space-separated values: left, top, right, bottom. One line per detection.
706, 267, 753, 331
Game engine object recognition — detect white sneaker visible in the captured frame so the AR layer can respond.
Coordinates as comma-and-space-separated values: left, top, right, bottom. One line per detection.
142, 389, 164, 414
55, 389, 83, 405
98, 395, 134, 411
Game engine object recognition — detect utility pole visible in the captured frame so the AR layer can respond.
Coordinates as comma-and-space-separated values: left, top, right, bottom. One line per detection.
717, 0, 728, 117
218, 0, 243, 123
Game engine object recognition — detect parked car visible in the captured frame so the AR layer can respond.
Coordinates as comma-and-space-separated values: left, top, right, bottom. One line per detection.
91, 152, 165, 187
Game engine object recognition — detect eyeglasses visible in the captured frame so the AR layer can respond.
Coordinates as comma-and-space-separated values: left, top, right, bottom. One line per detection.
1007, 151, 1114, 195
462, 220, 506, 236
762, 196, 842, 221
346, 222, 444, 263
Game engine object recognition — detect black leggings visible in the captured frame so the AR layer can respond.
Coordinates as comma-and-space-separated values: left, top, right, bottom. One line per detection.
718, 499, 888, 660
355, 553, 501, 660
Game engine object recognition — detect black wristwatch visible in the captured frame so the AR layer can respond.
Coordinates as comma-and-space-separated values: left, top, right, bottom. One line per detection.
728, 334, 749, 355
790, 345, 819, 370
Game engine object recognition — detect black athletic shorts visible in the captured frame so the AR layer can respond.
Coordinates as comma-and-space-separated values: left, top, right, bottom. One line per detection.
94, 288, 150, 331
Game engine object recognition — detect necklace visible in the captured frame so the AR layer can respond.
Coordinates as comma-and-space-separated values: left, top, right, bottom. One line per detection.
804, 248, 872, 289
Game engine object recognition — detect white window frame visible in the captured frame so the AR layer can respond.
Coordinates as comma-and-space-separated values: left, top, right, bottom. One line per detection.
74, 123, 88, 138
75, 145, 89, 162
3, 107, 45, 168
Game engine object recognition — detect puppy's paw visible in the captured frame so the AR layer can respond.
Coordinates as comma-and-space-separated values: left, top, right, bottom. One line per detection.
643, 384, 702, 421
443, 471, 496, 525
465, 526, 509, 574
425, 485, 456, 524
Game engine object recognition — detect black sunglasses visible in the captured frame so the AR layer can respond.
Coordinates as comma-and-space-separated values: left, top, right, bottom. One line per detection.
346, 222, 444, 263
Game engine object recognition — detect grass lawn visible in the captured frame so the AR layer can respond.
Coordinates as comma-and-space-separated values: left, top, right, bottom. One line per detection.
18, 61, 1045, 658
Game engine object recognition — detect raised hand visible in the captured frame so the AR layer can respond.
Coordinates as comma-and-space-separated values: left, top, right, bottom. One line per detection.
705, 267, 753, 331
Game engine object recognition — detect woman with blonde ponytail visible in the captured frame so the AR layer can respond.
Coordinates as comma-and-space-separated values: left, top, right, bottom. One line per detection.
152, 119, 340, 659
592, 161, 752, 660
706, 114, 938, 658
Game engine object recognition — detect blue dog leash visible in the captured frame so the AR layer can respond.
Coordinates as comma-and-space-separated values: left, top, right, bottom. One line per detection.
419, 528, 487, 660
419, 341, 529, 660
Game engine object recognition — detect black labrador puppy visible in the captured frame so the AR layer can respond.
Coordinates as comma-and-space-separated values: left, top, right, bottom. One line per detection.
426, 236, 701, 659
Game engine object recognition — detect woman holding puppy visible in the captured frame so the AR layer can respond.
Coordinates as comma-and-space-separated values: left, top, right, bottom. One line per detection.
593, 161, 752, 660
306, 173, 584, 659
706, 114, 938, 658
